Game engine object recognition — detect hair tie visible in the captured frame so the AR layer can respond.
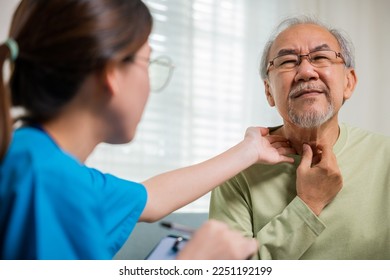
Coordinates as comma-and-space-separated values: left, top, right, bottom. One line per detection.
4, 38, 19, 61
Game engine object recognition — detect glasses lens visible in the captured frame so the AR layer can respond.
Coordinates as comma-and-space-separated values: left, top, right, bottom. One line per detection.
274, 54, 299, 69
308, 50, 335, 67
149, 56, 174, 92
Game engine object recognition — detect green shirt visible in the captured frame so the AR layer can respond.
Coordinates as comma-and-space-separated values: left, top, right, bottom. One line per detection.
209, 123, 390, 259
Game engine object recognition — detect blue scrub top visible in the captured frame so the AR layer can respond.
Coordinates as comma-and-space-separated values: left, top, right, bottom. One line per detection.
0, 126, 147, 259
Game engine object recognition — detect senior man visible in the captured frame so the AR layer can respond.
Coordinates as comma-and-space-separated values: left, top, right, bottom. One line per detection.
209, 16, 390, 259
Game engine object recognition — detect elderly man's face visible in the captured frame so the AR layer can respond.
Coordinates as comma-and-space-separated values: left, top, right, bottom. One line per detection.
264, 24, 356, 128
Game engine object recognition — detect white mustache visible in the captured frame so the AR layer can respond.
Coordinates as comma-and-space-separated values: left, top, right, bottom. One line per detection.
289, 83, 327, 98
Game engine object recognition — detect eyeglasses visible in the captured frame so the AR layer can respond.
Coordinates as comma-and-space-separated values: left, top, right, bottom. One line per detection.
131, 55, 175, 92
266, 50, 344, 75
146, 56, 175, 92
149, 56, 175, 92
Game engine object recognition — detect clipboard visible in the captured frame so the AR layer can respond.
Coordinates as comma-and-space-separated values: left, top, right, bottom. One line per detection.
145, 234, 189, 260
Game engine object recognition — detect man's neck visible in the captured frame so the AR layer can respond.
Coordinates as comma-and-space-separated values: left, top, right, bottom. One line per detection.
274, 118, 340, 156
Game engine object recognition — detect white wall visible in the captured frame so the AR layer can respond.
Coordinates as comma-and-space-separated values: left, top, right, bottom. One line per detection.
0, 0, 18, 39
1, 0, 389, 137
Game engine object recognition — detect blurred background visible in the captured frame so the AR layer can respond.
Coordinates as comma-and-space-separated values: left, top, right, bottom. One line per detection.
1, 0, 389, 213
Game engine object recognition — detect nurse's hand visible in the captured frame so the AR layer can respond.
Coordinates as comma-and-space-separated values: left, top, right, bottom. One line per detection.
176, 219, 257, 260
243, 127, 295, 165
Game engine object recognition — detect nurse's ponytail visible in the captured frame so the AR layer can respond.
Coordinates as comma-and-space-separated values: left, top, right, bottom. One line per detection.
0, 40, 16, 161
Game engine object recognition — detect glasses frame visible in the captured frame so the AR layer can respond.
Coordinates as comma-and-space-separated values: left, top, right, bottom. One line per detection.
148, 55, 175, 93
132, 55, 175, 93
266, 50, 344, 75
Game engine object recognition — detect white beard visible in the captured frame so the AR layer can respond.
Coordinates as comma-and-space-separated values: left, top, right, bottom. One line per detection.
288, 101, 334, 128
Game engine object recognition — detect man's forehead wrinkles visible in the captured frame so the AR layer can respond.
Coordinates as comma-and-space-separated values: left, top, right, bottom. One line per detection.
275, 44, 332, 57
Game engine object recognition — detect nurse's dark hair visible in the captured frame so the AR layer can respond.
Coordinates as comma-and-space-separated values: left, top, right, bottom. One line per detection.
0, 0, 153, 160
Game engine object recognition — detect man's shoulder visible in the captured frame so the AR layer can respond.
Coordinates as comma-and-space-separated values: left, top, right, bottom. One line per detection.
343, 123, 390, 145
340, 123, 390, 160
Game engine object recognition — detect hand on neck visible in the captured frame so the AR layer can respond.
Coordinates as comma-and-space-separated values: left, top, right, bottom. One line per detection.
274, 119, 340, 156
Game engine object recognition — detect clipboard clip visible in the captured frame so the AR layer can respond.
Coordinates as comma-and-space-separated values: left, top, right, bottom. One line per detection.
172, 236, 184, 252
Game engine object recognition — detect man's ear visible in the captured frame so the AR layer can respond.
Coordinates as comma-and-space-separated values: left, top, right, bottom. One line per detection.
343, 68, 357, 102
264, 80, 275, 107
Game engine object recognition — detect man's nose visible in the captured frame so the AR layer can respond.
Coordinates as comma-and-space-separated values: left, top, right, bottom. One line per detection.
294, 56, 319, 82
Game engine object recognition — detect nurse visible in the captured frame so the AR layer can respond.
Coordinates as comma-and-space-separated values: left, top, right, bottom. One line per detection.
0, 0, 294, 259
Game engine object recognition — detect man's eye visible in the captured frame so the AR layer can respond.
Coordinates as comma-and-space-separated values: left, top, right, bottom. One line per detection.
277, 58, 298, 67
312, 55, 330, 61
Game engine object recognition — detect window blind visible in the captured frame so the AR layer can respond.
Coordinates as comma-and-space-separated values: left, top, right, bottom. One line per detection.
86, 0, 280, 212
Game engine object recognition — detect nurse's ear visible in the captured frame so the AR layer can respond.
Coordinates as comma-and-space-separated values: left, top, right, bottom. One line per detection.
101, 62, 122, 97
